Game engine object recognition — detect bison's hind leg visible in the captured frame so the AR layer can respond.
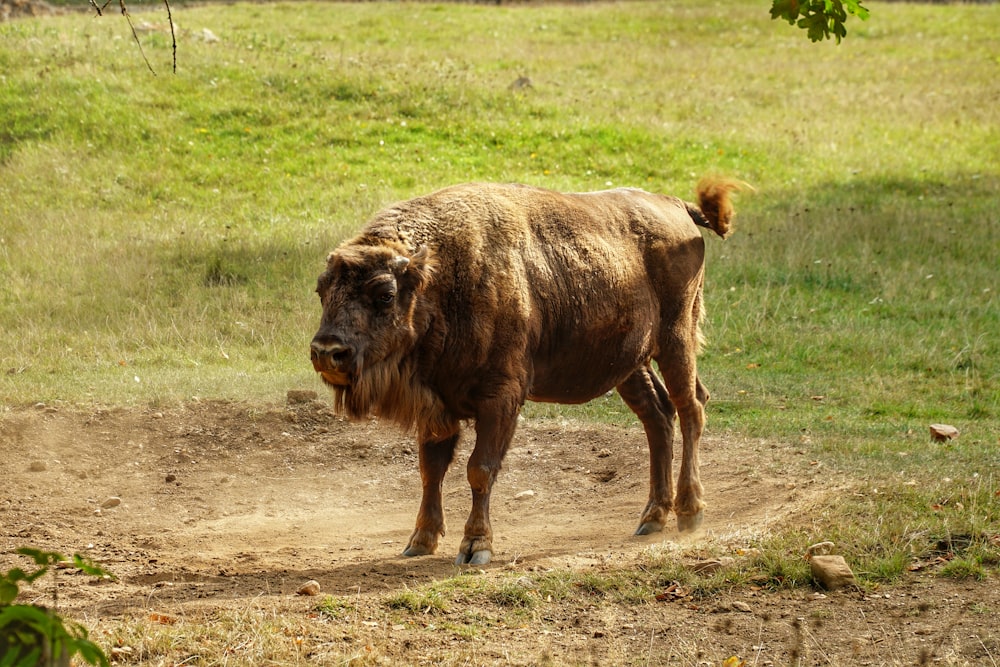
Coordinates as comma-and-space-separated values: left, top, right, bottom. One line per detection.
656, 359, 707, 534
618, 367, 676, 536
403, 428, 461, 558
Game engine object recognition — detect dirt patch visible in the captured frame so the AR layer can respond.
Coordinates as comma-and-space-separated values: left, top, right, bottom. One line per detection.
2, 400, 997, 665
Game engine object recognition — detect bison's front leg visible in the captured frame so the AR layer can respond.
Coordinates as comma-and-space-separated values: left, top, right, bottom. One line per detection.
403, 430, 460, 558
455, 399, 520, 566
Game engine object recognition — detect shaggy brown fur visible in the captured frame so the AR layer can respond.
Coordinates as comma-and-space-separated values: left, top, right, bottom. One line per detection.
311, 179, 739, 565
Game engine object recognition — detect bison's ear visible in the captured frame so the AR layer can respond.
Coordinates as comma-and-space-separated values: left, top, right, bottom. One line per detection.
394, 245, 436, 291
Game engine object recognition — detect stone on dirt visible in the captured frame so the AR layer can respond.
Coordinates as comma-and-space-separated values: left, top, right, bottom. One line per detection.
929, 423, 959, 442
514, 490, 535, 500
810, 554, 857, 591
692, 558, 734, 575
101, 497, 122, 509
28, 461, 47, 472
296, 580, 321, 596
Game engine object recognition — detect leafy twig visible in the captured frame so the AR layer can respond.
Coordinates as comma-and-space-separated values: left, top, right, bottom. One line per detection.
770, 0, 871, 43
1, 548, 113, 667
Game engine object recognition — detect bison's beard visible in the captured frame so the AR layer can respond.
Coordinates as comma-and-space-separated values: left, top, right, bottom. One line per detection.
326, 351, 454, 437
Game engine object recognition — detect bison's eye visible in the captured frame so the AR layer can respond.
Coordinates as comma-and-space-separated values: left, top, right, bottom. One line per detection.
369, 280, 396, 307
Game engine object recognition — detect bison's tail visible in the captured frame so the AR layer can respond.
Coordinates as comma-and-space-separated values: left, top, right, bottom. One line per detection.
687, 177, 748, 239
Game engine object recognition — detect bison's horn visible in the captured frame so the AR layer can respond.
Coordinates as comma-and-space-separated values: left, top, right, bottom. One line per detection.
391, 255, 411, 272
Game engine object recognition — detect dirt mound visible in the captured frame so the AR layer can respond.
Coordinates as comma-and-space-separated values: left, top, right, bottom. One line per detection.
0, 400, 819, 592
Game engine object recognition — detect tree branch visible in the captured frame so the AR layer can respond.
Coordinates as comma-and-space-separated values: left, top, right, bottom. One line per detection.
118, 0, 155, 75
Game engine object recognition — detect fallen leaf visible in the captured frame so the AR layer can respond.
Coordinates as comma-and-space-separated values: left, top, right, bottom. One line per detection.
654, 582, 690, 602
148, 612, 179, 625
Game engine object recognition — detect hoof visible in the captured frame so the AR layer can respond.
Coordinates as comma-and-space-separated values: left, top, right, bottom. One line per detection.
402, 545, 433, 558
455, 550, 492, 566
404, 528, 441, 557
677, 510, 704, 533
635, 520, 664, 536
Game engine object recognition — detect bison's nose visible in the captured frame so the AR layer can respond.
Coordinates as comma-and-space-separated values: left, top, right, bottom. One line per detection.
310, 338, 354, 373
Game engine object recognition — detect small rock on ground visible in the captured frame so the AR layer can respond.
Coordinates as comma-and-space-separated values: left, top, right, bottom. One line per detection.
297, 580, 321, 596
810, 554, 857, 591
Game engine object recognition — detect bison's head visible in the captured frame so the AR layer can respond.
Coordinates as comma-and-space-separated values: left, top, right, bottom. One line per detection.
310, 242, 436, 420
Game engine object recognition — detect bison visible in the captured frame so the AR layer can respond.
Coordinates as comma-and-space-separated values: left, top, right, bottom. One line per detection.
311, 179, 740, 565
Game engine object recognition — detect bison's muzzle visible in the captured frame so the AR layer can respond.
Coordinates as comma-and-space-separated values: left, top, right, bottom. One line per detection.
310, 338, 355, 387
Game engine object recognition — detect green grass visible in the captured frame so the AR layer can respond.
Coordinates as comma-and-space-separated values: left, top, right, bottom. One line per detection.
1, 0, 998, 625
2, 1, 998, 420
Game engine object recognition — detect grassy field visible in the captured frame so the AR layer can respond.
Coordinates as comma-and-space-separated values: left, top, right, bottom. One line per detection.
1, 0, 997, 413
1, 0, 998, 663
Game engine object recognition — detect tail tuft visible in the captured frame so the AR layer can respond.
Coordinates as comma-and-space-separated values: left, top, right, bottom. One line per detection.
689, 177, 747, 239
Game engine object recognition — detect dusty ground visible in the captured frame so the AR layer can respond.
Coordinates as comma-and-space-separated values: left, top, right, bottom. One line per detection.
2, 399, 998, 666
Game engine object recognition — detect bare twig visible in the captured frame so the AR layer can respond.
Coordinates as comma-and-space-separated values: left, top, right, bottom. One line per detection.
118, 0, 156, 75
88, 0, 113, 16
752, 618, 765, 665
976, 635, 998, 667
163, 0, 177, 74
94, 0, 176, 74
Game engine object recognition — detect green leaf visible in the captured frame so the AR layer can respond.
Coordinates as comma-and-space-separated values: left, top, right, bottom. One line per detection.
75, 638, 113, 667
0, 604, 54, 634
844, 0, 871, 19
0, 580, 18, 606
14, 547, 66, 568
770, 0, 801, 25
1, 568, 30, 585
0, 646, 41, 667
71, 554, 115, 581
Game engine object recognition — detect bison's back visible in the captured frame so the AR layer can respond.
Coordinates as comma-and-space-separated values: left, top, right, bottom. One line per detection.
365, 182, 703, 274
